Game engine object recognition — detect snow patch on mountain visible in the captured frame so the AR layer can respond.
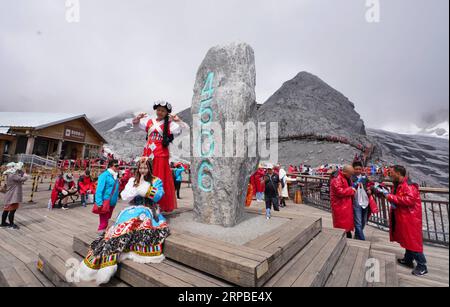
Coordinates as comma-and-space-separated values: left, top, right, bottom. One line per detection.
108, 117, 134, 132
381, 121, 449, 139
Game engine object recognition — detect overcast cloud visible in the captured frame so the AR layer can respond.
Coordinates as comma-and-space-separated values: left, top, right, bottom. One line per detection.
0, 0, 448, 129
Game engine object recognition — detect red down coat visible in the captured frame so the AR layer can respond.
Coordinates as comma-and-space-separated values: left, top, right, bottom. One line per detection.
254, 169, 266, 193
330, 171, 355, 232
51, 177, 75, 206
78, 175, 94, 196
387, 178, 424, 253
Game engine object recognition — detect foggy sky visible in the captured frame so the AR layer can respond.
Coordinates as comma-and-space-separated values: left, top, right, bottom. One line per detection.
0, 0, 448, 130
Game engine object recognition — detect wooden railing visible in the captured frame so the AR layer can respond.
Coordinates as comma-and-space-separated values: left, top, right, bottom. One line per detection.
288, 175, 449, 247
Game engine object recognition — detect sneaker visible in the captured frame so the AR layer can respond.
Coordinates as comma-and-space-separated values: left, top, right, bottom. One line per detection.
62, 205, 69, 211
412, 266, 428, 277
397, 258, 415, 269
0, 223, 10, 228
266, 216, 271, 220
9, 224, 19, 230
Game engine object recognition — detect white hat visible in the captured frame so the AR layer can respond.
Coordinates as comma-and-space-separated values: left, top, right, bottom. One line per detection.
266, 163, 274, 170
6, 162, 16, 169
15, 162, 24, 171
63, 173, 74, 183
3, 162, 24, 175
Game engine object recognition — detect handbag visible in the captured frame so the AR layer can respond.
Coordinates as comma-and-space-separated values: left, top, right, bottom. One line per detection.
0, 184, 7, 194
92, 180, 118, 215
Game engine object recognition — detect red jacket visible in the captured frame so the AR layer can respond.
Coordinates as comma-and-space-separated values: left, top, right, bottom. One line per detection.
330, 171, 355, 232
250, 174, 257, 196
51, 177, 75, 206
387, 178, 423, 253
119, 169, 133, 194
254, 169, 266, 193
78, 176, 94, 195
366, 182, 380, 219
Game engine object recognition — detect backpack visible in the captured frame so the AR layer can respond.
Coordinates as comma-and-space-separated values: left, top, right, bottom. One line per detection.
280, 175, 286, 189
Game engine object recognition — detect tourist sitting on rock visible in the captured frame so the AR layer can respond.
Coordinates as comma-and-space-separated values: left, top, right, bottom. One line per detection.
77, 157, 169, 286
51, 172, 78, 210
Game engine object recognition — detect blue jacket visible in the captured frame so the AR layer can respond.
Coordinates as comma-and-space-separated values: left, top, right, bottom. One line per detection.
95, 170, 120, 207
174, 166, 185, 182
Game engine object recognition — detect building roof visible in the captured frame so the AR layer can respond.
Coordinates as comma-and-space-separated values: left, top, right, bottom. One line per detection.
0, 112, 107, 143
0, 127, 10, 135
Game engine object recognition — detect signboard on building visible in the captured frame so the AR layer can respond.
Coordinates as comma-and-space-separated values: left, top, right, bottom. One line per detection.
64, 126, 86, 142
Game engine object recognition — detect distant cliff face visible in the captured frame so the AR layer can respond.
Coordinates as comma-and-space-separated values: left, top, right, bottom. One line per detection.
258, 72, 366, 138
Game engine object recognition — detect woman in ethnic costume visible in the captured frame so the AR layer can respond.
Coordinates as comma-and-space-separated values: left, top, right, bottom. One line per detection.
77, 158, 170, 285
132, 101, 186, 213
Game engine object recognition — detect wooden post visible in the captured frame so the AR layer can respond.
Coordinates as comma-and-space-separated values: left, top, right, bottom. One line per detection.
34, 174, 40, 192
29, 175, 37, 203
49, 170, 56, 191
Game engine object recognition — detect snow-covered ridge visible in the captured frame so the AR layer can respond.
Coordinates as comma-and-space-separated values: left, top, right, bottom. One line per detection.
108, 117, 134, 132
381, 121, 449, 140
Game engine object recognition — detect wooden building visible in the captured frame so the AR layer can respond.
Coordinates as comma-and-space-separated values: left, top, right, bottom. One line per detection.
0, 113, 107, 164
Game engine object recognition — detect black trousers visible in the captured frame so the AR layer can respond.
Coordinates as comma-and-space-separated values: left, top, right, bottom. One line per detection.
265, 196, 280, 211
174, 181, 182, 199
405, 250, 428, 270
1, 210, 16, 225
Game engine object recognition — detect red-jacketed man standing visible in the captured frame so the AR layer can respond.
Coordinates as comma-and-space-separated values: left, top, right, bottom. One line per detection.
381, 165, 428, 276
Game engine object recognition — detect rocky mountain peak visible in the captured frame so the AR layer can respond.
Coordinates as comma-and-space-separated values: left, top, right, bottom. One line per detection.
258, 71, 366, 138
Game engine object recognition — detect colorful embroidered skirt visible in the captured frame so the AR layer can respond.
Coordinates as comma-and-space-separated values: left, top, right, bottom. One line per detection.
79, 206, 170, 284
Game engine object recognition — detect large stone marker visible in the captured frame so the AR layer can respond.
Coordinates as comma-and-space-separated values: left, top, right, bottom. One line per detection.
191, 43, 259, 227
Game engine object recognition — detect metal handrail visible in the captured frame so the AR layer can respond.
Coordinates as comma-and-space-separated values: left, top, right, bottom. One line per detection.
291, 175, 449, 247
17, 154, 57, 173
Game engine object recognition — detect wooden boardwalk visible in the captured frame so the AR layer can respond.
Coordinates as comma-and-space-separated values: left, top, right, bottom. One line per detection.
0, 178, 448, 287
255, 201, 449, 287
